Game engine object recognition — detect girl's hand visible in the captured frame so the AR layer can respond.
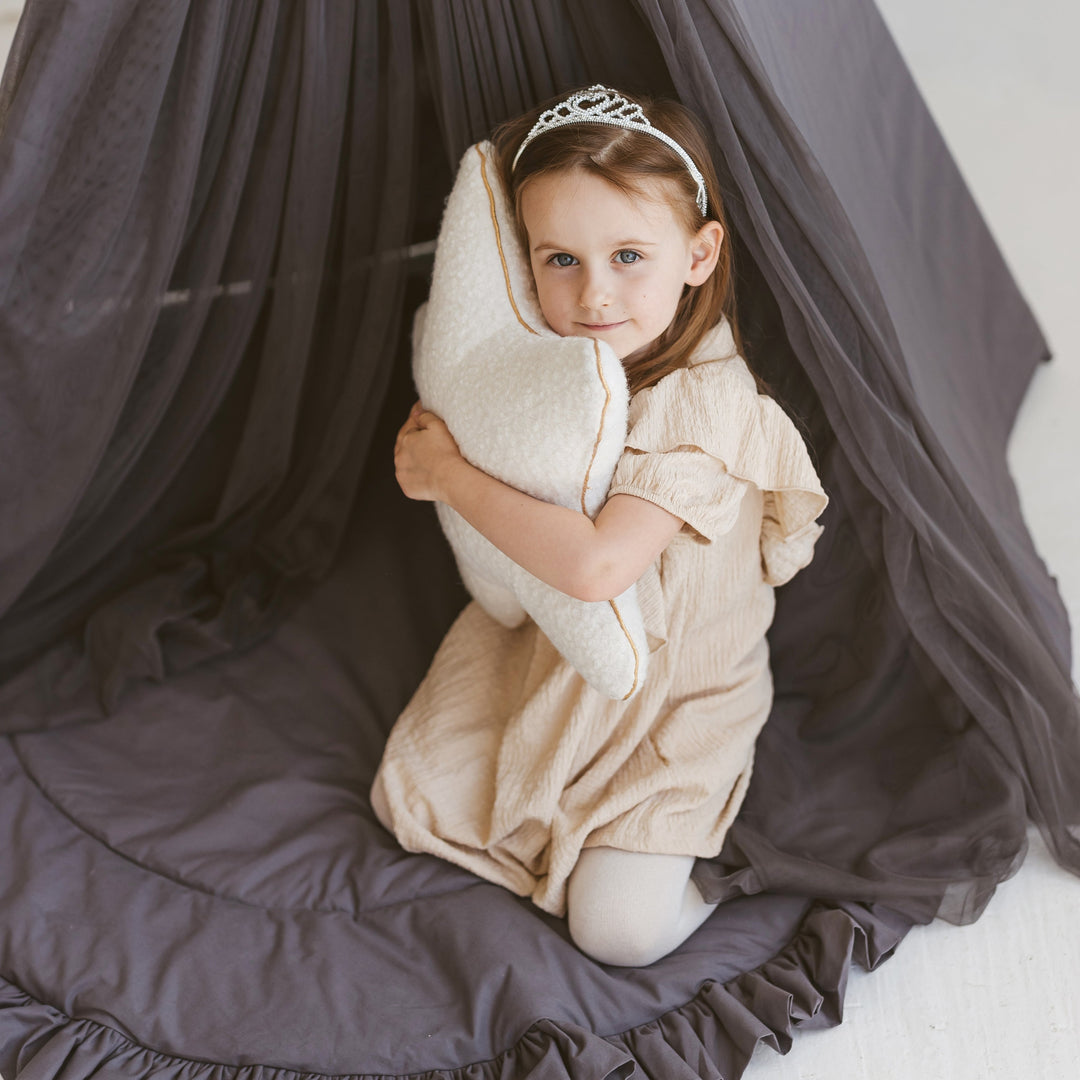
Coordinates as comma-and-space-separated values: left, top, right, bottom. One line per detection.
394, 400, 682, 599
394, 401, 463, 502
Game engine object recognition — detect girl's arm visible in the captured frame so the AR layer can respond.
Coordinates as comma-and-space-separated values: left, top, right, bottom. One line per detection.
395, 403, 683, 603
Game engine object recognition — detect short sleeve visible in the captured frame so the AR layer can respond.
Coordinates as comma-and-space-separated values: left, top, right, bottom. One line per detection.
760, 492, 825, 586
609, 446, 750, 542
607, 355, 828, 578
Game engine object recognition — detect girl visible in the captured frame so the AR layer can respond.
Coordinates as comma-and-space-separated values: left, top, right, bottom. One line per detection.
372, 86, 828, 967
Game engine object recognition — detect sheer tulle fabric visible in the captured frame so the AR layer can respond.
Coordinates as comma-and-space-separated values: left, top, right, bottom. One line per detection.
0, 1, 1077, 1078
0, 1, 416, 708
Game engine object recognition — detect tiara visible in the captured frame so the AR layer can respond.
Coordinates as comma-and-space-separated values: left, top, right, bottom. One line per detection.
511, 85, 708, 217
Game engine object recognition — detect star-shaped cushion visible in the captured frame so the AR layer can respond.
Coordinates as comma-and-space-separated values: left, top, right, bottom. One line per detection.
412, 141, 649, 700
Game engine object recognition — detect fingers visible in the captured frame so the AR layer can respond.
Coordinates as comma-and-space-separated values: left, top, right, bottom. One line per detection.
394, 405, 432, 460
401, 402, 434, 436
397, 403, 425, 448
395, 422, 418, 461
394, 402, 452, 471
409, 401, 436, 430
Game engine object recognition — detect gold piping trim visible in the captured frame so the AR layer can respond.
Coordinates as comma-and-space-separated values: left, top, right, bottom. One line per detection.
580, 338, 611, 514
608, 599, 641, 700
477, 146, 537, 335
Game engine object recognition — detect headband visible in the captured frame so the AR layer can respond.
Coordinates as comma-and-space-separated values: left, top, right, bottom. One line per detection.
511, 84, 709, 217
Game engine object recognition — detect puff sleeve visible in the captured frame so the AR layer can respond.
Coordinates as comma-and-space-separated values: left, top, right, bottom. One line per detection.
607, 355, 828, 584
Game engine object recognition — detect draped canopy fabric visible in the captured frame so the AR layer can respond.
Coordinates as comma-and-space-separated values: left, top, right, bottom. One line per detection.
0, 2, 1077, 1079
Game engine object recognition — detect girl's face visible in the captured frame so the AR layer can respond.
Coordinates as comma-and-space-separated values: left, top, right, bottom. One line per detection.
520, 168, 721, 361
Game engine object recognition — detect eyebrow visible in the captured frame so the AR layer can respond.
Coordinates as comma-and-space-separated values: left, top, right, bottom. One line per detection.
531, 239, 659, 252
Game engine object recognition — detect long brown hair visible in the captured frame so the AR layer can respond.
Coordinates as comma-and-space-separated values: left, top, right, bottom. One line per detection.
491, 88, 743, 393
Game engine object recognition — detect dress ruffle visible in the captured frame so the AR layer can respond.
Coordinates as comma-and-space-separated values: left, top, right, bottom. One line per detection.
611, 321, 828, 584
0, 901, 910, 1080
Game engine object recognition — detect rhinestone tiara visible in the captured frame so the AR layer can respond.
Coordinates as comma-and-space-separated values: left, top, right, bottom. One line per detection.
511, 85, 708, 217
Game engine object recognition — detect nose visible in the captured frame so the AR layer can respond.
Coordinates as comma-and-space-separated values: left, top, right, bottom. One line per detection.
578, 267, 612, 312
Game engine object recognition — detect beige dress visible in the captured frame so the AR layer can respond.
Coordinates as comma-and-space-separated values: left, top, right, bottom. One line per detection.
371, 323, 828, 916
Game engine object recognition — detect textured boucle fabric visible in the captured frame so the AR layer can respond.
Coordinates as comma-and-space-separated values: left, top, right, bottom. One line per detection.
372, 325, 828, 915
412, 141, 648, 700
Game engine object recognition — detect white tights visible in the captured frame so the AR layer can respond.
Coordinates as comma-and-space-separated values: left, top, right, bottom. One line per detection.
566, 846, 718, 967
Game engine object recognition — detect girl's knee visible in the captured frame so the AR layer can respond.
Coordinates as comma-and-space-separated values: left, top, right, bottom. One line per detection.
566, 847, 715, 966
566, 852, 686, 966
567, 902, 681, 967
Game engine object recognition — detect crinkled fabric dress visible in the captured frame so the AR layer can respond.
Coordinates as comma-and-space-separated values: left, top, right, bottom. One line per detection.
372, 323, 828, 916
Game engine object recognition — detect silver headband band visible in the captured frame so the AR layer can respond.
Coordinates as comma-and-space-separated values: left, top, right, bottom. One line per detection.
510, 85, 709, 217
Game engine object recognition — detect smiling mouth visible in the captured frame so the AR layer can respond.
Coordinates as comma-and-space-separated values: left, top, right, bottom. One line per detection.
579, 320, 627, 331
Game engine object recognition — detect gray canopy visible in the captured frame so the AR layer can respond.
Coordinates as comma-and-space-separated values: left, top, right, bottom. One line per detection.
0, 2, 1076, 1079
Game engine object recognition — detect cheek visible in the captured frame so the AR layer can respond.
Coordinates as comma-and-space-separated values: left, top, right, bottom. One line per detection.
533, 279, 556, 320
644, 279, 681, 318
538, 273, 571, 308
529, 267, 549, 310
660, 269, 689, 311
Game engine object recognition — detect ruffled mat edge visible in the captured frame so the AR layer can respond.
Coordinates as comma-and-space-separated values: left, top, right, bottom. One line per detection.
0, 901, 911, 1080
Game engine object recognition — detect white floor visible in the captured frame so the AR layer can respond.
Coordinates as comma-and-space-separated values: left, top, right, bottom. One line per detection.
1, 3, 1078, 1079
0, 3, 17, 69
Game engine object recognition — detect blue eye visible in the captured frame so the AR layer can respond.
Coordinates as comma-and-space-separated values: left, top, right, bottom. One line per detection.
615, 250, 642, 264
549, 253, 577, 267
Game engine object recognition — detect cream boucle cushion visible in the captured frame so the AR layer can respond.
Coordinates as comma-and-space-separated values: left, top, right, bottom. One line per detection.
412, 141, 648, 700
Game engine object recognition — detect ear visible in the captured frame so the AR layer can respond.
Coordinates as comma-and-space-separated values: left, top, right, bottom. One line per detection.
685, 221, 724, 287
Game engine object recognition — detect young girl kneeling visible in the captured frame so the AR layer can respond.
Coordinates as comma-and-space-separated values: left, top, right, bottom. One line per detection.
372, 86, 827, 967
